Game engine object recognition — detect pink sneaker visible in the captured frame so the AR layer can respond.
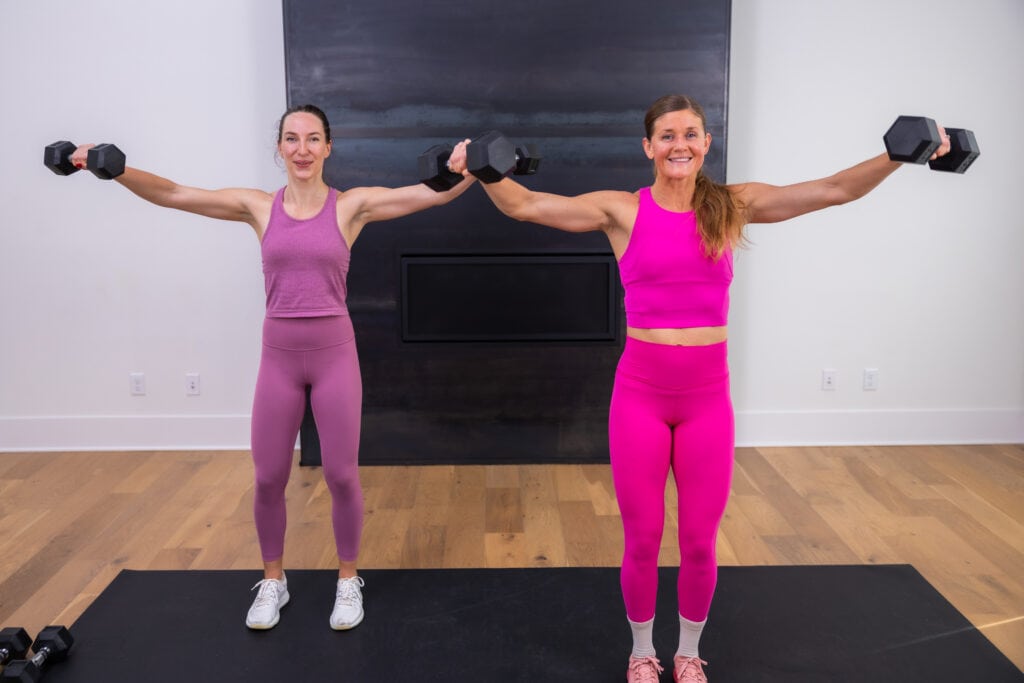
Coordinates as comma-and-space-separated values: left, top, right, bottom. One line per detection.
627, 655, 664, 682
673, 656, 708, 682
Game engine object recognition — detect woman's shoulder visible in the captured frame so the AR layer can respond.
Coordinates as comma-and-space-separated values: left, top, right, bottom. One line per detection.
575, 189, 641, 236
579, 188, 642, 208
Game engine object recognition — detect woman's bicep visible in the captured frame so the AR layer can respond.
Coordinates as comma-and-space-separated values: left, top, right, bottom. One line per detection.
507, 190, 625, 233
354, 184, 451, 224
733, 181, 842, 224
168, 186, 267, 222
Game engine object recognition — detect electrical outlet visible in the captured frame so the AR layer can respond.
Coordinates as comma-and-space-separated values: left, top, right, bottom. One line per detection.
130, 372, 146, 396
821, 369, 837, 391
863, 368, 880, 391
185, 373, 201, 396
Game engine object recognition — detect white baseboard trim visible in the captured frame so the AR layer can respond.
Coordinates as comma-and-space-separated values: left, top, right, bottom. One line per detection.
0, 414, 253, 452
1, 409, 1021, 453
735, 408, 1024, 446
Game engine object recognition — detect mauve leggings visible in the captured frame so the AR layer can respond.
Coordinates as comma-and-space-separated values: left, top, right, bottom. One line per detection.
608, 337, 734, 622
250, 315, 363, 563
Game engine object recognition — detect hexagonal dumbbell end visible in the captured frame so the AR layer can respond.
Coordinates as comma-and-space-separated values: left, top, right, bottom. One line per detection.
32, 625, 74, 662
928, 128, 979, 174
513, 144, 542, 176
1, 625, 75, 681
0, 627, 32, 664
0, 658, 39, 682
884, 115, 942, 164
86, 143, 126, 179
44, 141, 79, 176
466, 130, 517, 183
418, 143, 463, 192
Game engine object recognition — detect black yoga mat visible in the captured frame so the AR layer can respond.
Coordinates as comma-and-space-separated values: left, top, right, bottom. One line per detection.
39, 565, 1022, 682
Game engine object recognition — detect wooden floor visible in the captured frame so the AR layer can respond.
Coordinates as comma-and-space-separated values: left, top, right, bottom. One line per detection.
0, 444, 1021, 671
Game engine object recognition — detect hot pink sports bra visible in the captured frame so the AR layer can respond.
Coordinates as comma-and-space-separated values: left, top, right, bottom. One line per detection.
618, 187, 733, 328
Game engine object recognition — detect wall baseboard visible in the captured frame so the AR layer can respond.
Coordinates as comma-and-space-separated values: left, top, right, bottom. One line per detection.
1, 409, 1021, 453
0, 415, 253, 452
735, 408, 1024, 447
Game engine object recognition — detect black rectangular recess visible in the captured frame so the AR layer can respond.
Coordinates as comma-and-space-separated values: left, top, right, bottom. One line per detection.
401, 254, 619, 342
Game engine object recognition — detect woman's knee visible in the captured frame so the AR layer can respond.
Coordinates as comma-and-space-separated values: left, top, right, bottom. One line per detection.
253, 466, 289, 499
623, 528, 663, 565
253, 480, 286, 505
323, 467, 361, 499
678, 530, 717, 567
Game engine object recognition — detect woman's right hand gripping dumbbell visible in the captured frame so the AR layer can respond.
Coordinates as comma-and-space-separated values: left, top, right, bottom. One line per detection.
43, 140, 126, 179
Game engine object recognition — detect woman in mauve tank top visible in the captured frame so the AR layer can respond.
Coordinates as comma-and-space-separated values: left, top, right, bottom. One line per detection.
68, 104, 477, 633
448, 94, 955, 683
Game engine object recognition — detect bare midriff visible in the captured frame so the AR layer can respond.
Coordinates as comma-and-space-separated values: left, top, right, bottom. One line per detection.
626, 326, 728, 346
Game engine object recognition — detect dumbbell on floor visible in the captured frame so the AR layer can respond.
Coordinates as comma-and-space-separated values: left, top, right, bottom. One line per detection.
883, 116, 979, 174
466, 131, 542, 183
0, 625, 73, 682
0, 628, 31, 668
44, 141, 126, 179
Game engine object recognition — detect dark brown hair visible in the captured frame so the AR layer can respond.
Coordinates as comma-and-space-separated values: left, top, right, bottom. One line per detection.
276, 104, 332, 143
644, 95, 746, 259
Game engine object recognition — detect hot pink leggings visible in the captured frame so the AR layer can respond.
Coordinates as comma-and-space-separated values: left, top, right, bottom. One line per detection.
250, 315, 363, 563
609, 337, 734, 623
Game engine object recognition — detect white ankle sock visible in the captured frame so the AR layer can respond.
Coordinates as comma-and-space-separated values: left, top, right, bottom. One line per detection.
628, 616, 656, 658
676, 614, 706, 658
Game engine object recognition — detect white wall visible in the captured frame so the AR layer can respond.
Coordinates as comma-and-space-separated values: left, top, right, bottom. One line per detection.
727, 0, 1024, 444
1, 0, 1021, 451
0, 0, 285, 449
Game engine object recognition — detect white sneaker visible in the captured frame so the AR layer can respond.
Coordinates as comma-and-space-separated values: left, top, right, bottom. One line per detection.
330, 576, 365, 630
245, 575, 289, 629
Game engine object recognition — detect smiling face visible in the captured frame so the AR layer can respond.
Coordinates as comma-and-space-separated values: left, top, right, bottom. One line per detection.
642, 108, 711, 180
277, 111, 331, 181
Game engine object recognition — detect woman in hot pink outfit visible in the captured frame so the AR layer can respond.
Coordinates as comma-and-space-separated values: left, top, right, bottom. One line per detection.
448, 94, 953, 683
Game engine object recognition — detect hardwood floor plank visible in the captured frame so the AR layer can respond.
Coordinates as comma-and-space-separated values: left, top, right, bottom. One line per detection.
739, 449, 859, 561
0, 445, 1020, 671
520, 465, 568, 567
441, 466, 487, 568
931, 483, 1024, 555
718, 497, 787, 565
402, 524, 447, 568
809, 502, 903, 565
485, 487, 524, 534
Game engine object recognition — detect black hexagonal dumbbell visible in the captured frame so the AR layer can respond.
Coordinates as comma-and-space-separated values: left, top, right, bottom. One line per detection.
0, 628, 32, 668
883, 116, 979, 174
927, 128, 980, 174
0, 625, 74, 682
466, 130, 542, 183
418, 143, 466, 192
86, 144, 126, 179
42, 141, 79, 176
44, 140, 126, 179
